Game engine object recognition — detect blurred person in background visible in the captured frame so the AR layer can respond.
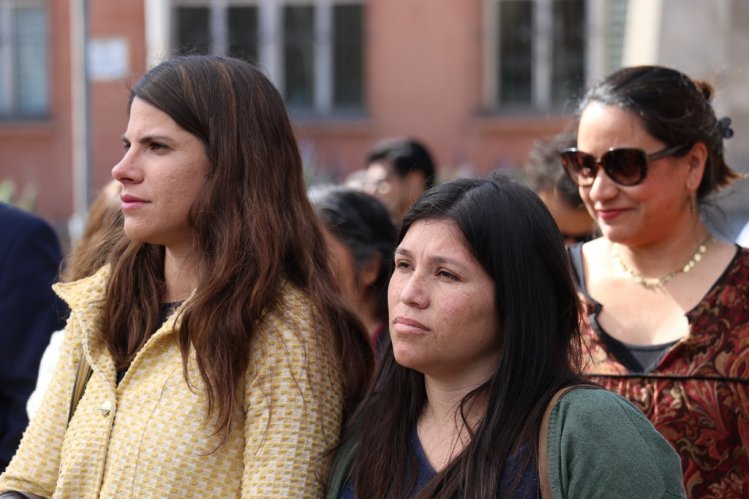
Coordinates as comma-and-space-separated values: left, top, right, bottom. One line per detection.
562, 65, 748, 497
523, 130, 596, 244
0, 55, 373, 497
328, 176, 685, 498
310, 185, 397, 353
343, 169, 369, 191
0, 203, 66, 473
27, 180, 123, 419
363, 137, 436, 225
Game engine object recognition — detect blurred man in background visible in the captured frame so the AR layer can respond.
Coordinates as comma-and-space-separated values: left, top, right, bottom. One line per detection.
363, 138, 436, 225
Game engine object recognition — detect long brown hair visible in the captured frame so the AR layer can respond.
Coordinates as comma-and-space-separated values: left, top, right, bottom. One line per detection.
102, 55, 373, 442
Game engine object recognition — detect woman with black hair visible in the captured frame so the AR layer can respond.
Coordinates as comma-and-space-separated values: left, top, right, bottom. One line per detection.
327, 176, 685, 498
311, 186, 397, 350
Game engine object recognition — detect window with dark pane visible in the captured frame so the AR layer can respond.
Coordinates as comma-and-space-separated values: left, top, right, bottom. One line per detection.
283, 5, 315, 109
333, 4, 363, 109
13, 5, 48, 117
228, 6, 259, 64
551, 0, 585, 105
498, 0, 533, 105
173, 7, 210, 55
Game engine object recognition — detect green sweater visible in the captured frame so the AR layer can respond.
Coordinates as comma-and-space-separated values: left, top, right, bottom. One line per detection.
327, 388, 686, 498
546, 388, 685, 498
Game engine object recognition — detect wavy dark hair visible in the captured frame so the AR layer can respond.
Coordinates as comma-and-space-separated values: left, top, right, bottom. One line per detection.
102, 55, 373, 443
578, 65, 738, 200
340, 175, 584, 498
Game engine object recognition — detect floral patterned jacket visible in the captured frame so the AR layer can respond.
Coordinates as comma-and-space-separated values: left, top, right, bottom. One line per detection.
569, 244, 749, 499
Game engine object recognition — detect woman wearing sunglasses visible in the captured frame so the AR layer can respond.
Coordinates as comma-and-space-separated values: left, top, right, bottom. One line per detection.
562, 65, 748, 498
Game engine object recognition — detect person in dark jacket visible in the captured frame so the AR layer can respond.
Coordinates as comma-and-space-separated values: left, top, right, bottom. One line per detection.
0, 203, 65, 472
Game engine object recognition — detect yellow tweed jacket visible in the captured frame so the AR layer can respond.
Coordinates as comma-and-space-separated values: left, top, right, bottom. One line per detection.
0, 266, 343, 498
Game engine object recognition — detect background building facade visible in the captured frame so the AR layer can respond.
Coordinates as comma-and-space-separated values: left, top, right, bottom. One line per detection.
1, 0, 747, 242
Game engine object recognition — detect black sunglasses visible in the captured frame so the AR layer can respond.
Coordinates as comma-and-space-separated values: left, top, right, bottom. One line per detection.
560, 144, 687, 187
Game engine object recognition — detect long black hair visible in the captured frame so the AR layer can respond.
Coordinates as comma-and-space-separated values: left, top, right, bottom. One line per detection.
340, 174, 584, 498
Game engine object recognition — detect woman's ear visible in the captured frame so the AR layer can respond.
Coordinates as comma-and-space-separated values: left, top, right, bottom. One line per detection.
685, 142, 708, 191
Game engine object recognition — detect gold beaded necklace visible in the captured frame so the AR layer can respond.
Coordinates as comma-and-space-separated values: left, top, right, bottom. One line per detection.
612, 235, 715, 290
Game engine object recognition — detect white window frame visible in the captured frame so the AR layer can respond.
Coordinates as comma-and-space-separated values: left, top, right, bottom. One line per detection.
0, 0, 48, 118
483, 0, 615, 111
145, 0, 364, 114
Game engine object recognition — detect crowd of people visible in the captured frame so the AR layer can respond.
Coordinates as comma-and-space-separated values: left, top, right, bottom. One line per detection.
0, 55, 746, 498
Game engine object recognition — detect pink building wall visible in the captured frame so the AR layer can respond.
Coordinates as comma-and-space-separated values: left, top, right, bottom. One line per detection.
1, 0, 570, 235
88, 1, 148, 197
295, 0, 570, 181
0, 1, 73, 229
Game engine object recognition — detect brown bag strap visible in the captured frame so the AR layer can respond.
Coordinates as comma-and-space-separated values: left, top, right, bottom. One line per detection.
538, 385, 597, 499
67, 352, 93, 425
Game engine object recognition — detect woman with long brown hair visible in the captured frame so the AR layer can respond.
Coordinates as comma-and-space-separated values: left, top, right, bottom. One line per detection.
0, 55, 373, 497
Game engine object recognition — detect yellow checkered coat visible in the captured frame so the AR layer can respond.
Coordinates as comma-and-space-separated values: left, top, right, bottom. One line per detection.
0, 266, 343, 498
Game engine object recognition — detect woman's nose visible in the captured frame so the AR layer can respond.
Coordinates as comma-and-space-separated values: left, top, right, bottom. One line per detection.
398, 273, 428, 308
111, 148, 138, 183
587, 167, 618, 201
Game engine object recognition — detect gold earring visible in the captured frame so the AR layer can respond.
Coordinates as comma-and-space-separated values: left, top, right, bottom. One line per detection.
688, 192, 698, 217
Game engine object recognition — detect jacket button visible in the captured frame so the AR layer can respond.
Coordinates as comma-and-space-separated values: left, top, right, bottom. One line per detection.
100, 400, 112, 416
